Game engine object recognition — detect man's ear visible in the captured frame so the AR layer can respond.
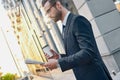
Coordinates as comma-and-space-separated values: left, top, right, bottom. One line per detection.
55, 1, 62, 10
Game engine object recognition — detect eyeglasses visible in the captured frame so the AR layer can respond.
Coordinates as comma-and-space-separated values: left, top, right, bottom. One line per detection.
46, 2, 56, 15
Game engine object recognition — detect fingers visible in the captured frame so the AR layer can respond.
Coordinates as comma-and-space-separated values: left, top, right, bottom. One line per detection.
45, 53, 51, 59
50, 49, 59, 59
42, 59, 58, 70
43, 64, 53, 70
50, 49, 57, 55
44, 49, 59, 59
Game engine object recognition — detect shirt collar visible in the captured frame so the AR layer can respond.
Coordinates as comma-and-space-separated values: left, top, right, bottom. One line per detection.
62, 11, 70, 26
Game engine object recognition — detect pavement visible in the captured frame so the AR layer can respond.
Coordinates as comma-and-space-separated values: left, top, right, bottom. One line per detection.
31, 68, 120, 80
32, 68, 76, 80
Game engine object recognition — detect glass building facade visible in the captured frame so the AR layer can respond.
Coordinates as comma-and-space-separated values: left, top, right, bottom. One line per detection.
1, 0, 76, 77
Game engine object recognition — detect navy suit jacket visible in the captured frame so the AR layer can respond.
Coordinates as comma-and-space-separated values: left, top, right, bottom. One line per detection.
58, 13, 112, 80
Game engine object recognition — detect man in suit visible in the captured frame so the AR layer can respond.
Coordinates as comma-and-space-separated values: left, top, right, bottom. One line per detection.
41, 0, 112, 80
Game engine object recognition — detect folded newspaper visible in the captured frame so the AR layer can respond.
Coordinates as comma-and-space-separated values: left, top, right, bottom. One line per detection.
25, 59, 45, 65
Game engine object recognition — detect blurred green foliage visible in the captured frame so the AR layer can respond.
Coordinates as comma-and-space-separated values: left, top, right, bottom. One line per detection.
0, 73, 16, 80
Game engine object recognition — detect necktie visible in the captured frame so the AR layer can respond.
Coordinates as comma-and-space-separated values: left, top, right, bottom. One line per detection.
62, 25, 65, 39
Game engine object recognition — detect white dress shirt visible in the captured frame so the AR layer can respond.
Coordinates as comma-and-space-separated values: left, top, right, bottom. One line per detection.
62, 11, 70, 26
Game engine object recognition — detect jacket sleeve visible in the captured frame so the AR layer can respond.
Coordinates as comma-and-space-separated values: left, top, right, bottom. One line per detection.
58, 16, 97, 71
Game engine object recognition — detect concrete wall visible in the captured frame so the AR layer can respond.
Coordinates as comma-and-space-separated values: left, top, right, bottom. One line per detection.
73, 0, 120, 75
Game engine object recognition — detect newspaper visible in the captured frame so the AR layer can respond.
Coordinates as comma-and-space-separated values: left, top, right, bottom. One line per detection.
25, 59, 45, 65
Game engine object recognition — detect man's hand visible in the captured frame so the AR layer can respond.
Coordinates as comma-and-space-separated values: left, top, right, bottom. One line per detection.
45, 49, 59, 59
43, 59, 58, 70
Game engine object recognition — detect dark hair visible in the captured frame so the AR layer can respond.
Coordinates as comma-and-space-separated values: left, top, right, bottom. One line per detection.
42, 0, 64, 7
